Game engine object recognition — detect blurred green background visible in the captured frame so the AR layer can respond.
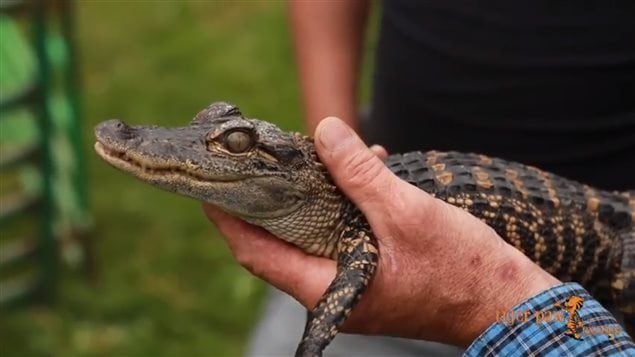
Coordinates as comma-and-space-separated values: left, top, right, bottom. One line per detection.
1, 2, 375, 356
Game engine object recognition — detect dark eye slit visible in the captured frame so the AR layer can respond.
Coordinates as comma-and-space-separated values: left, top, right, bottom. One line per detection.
211, 118, 230, 124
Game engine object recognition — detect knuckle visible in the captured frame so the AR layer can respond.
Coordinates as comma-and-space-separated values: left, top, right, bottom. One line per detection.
287, 275, 306, 303
342, 150, 386, 189
238, 254, 269, 281
233, 249, 254, 271
230, 238, 259, 273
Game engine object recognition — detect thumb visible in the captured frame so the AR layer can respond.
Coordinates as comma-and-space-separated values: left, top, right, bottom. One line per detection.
314, 117, 396, 210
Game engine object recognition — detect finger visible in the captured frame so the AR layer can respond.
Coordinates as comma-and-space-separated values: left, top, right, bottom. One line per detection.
369, 144, 388, 160
314, 117, 399, 211
201, 203, 335, 308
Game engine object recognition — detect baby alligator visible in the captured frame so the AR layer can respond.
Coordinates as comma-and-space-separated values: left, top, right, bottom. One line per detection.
94, 102, 635, 356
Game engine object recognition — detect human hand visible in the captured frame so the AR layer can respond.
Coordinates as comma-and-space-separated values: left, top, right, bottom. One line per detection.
202, 117, 560, 347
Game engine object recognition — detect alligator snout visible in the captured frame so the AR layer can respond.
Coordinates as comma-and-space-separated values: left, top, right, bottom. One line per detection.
95, 119, 139, 143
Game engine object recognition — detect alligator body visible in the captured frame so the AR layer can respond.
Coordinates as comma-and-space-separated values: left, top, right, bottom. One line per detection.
95, 102, 635, 356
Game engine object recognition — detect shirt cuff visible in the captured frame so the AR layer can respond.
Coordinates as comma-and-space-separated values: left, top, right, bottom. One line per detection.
464, 282, 634, 356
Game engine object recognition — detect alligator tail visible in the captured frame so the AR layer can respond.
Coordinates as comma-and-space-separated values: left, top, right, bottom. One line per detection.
609, 190, 635, 334
615, 190, 635, 213
611, 230, 635, 335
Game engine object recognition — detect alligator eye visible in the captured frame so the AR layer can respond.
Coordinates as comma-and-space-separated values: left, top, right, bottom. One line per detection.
224, 130, 254, 153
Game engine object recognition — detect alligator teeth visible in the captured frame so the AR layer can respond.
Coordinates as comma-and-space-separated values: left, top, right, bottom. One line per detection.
99, 141, 230, 181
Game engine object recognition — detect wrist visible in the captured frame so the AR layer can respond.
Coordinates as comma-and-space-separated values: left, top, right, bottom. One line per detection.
453, 244, 560, 346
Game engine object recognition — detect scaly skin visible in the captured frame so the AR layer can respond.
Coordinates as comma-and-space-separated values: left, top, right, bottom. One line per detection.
94, 102, 635, 356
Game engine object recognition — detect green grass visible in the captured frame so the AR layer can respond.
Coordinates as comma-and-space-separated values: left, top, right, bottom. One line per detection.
1, 2, 377, 356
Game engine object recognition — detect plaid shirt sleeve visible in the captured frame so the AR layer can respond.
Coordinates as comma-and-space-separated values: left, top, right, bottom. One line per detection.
465, 282, 635, 356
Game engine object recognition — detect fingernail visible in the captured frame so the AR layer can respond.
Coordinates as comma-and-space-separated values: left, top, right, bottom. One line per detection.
318, 117, 353, 150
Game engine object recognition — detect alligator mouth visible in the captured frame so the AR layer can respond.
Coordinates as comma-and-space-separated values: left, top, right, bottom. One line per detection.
94, 141, 239, 182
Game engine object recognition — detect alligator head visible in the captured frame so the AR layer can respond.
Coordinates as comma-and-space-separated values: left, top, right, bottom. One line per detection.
94, 102, 344, 257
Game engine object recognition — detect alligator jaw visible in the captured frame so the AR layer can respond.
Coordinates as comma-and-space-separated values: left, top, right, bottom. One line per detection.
94, 141, 242, 184
94, 139, 306, 221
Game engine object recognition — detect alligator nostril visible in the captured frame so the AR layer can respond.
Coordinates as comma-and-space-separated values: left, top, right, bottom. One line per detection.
94, 119, 137, 142
107, 119, 127, 131
98, 119, 127, 131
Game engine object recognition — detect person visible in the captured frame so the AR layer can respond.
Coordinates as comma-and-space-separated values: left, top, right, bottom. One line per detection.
221, 1, 635, 355
288, 1, 635, 187
202, 117, 635, 355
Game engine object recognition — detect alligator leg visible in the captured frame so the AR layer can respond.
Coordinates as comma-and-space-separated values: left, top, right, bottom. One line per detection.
295, 225, 379, 357
613, 231, 635, 336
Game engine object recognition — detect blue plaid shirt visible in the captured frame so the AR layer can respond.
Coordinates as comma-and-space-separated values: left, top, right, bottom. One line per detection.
465, 283, 634, 356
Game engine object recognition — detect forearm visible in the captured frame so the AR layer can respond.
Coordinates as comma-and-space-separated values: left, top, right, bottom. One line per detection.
288, 0, 370, 132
